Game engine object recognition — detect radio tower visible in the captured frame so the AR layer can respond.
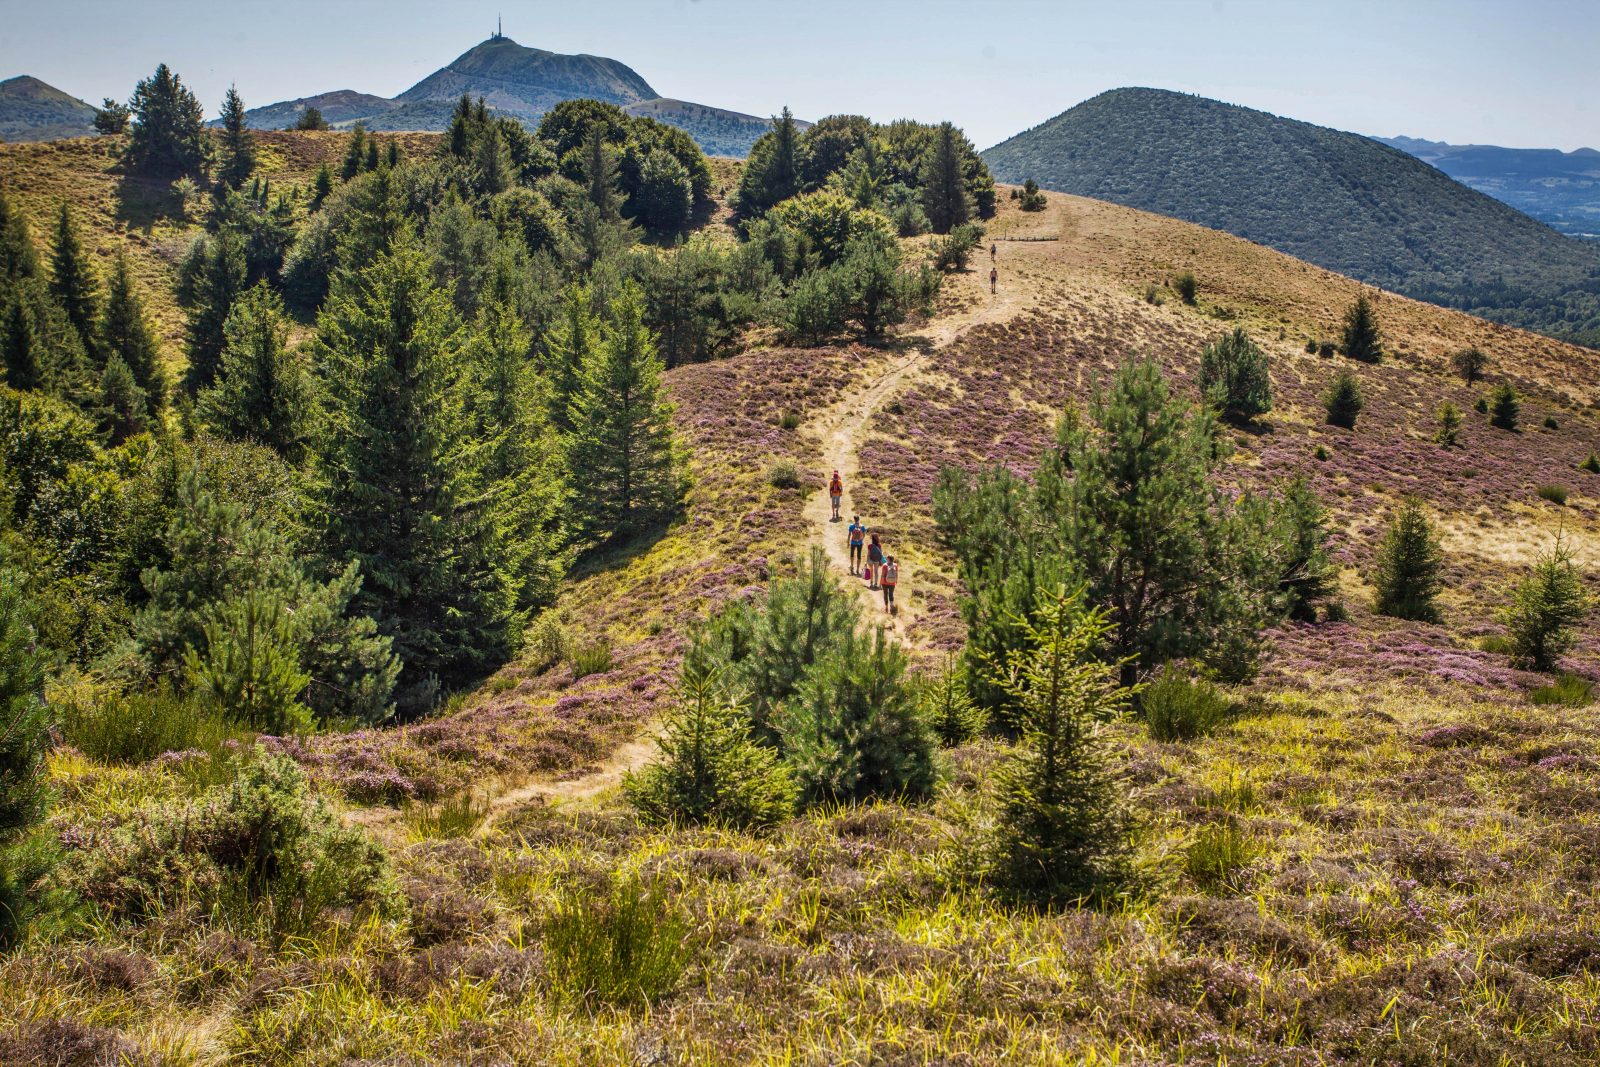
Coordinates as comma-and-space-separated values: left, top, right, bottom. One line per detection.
495, 14, 502, 39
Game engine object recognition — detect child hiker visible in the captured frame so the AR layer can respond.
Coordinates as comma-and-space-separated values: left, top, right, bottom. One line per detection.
828, 469, 843, 521
847, 516, 865, 575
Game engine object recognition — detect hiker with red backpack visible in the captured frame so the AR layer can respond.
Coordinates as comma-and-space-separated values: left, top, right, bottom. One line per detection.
828, 470, 843, 521
882, 555, 899, 613
847, 516, 866, 575
866, 533, 885, 590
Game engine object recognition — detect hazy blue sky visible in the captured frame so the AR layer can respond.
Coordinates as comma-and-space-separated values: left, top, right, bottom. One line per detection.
4, 0, 1597, 150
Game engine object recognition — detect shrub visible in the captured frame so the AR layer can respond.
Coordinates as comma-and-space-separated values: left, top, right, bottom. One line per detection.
1186, 821, 1261, 893
1537, 483, 1569, 506
1145, 283, 1165, 305
1173, 271, 1198, 305
920, 657, 989, 746
1580, 452, 1600, 474
1, 561, 52, 949
1488, 383, 1520, 430
1339, 294, 1382, 362
781, 264, 851, 344
1474, 395, 1489, 414
569, 639, 615, 679
1313, 444, 1330, 461
1372, 497, 1444, 623
1322, 370, 1363, 429
779, 410, 802, 431
1304, 338, 1318, 354
1450, 347, 1488, 383
625, 667, 796, 830
184, 590, 314, 735
1434, 402, 1462, 447
544, 873, 690, 1006
931, 222, 984, 272
1501, 535, 1592, 671
1143, 669, 1233, 741
1198, 328, 1272, 421
1544, 415, 1559, 430
1529, 674, 1595, 707
56, 685, 240, 765
405, 791, 491, 839
523, 611, 572, 674
767, 458, 802, 489
892, 201, 931, 237
1019, 178, 1047, 211
985, 586, 1134, 904
1317, 340, 1335, 358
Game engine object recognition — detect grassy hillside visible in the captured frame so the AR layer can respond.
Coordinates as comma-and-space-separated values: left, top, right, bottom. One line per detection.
5, 175, 1599, 1063
983, 88, 1600, 348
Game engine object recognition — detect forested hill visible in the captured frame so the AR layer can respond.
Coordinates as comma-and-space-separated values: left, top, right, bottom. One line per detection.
983, 87, 1600, 347
0, 75, 96, 142
1380, 135, 1600, 238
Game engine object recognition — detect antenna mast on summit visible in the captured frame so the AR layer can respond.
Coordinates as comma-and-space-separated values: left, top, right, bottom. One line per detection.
496, 14, 502, 38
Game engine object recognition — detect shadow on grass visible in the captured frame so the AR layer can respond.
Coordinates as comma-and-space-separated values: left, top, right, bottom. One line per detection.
112, 171, 183, 234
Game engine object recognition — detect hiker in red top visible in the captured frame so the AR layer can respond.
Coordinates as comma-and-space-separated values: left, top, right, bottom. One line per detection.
828, 470, 843, 521
866, 534, 885, 590
882, 555, 899, 613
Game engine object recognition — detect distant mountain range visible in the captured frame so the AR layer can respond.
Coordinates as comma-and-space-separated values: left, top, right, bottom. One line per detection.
240, 35, 776, 157
0, 75, 95, 141
1379, 136, 1600, 239
983, 88, 1600, 348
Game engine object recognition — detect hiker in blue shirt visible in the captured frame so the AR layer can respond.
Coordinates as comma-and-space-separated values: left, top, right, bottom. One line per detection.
847, 516, 866, 576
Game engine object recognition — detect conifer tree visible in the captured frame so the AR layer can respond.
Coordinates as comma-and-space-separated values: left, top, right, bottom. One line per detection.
340, 122, 368, 181
921, 655, 988, 746
185, 589, 312, 734
309, 164, 334, 211
97, 354, 148, 443
48, 202, 100, 362
1263, 476, 1335, 621
124, 63, 207, 178
446, 94, 474, 158
986, 585, 1134, 904
581, 124, 623, 221
0, 555, 52, 948
736, 107, 803, 216
313, 231, 512, 712
1323, 369, 1363, 429
566, 283, 687, 543
1340, 293, 1383, 363
180, 230, 247, 392
197, 282, 311, 460
1199, 327, 1272, 421
0, 188, 40, 284
1, 298, 43, 392
1450, 347, 1488, 383
1372, 497, 1444, 622
921, 121, 974, 234
99, 253, 167, 409
1488, 383, 1520, 431
632, 147, 693, 235
364, 136, 380, 173
475, 124, 512, 196
93, 97, 131, 135
293, 107, 329, 131
1435, 401, 1463, 446
1501, 534, 1592, 671
216, 85, 257, 189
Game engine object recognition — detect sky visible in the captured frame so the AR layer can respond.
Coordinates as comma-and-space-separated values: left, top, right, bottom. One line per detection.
4, 0, 1597, 151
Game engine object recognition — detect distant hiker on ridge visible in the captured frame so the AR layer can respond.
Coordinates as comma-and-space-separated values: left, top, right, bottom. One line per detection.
829, 469, 843, 521
847, 516, 866, 576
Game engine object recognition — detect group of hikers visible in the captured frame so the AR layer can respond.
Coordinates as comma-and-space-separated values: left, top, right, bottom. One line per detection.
828, 470, 900, 614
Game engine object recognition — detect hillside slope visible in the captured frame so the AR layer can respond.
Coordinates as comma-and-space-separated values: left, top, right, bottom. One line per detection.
1382, 135, 1600, 238
0, 74, 96, 142
983, 88, 1600, 347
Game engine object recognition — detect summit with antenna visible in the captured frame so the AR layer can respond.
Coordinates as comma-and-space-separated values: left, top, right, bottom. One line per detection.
493, 15, 503, 39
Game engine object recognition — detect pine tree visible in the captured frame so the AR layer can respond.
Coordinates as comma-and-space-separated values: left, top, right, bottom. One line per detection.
0, 188, 40, 283
1488, 383, 1520, 431
1, 297, 43, 391
475, 124, 512, 196
581, 124, 623, 221
313, 231, 513, 713
779, 625, 938, 804
0, 555, 52, 948
93, 97, 131, 135
921, 121, 974, 234
446, 94, 474, 158
624, 665, 796, 830
986, 585, 1134, 904
1323, 369, 1363, 429
180, 230, 247, 392
1435, 401, 1463, 446
1501, 534, 1592, 671
736, 107, 803, 216
197, 282, 311, 460
309, 164, 334, 211
1372, 497, 1444, 622
1264, 476, 1335, 622
566, 283, 687, 543
340, 123, 368, 181
100, 253, 167, 409
185, 589, 312, 734
1450, 347, 1488, 383
1340, 293, 1383, 363
364, 136, 380, 173
541, 283, 598, 432
922, 655, 988, 746
293, 107, 329, 131
1199, 327, 1272, 421
123, 63, 207, 178
632, 147, 692, 235
97, 354, 148, 443
216, 85, 257, 189
48, 202, 100, 362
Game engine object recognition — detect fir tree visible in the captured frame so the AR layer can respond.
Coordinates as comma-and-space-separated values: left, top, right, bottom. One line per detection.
1339, 293, 1383, 363
475, 124, 512, 196
313, 231, 513, 713
921, 121, 974, 234
197, 282, 312, 460
93, 97, 131, 135
180, 230, 247, 392
293, 107, 329, 131
566, 283, 687, 543
340, 123, 368, 181
1263, 476, 1335, 621
1198, 327, 1272, 421
1323, 369, 1363, 429
97, 353, 148, 443
1372, 497, 1444, 622
446, 94, 474, 158
921, 655, 988, 746
99, 253, 167, 409
0, 555, 52, 948
309, 164, 334, 211
185, 589, 312, 734
0, 188, 40, 284
736, 107, 803, 216
48, 202, 100, 362
581, 124, 623, 221
1488, 383, 1520, 430
986, 585, 1135, 904
364, 136, 380, 173
625, 665, 796, 830
123, 63, 207, 178
1, 297, 43, 392
1501, 534, 1592, 672
216, 85, 257, 189
1435, 401, 1463, 446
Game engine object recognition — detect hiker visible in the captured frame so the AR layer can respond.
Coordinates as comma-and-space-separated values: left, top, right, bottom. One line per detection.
847, 516, 866, 575
866, 533, 885, 590
989, 266, 998, 294
828, 469, 843, 521
882, 555, 899, 613
990, 242, 997, 260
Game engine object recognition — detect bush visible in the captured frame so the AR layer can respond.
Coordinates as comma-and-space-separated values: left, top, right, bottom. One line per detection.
523, 611, 572, 674
986, 587, 1134, 904
779, 410, 802, 431
1434, 402, 1463, 447
1173, 271, 1198, 305
1488, 383, 1520, 430
404, 791, 491, 839
1317, 340, 1335, 358
931, 222, 984, 272
1322, 370, 1363, 429
1474, 395, 1489, 414
1501, 535, 1592, 671
1143, 669, 1233, 741
1198, 328, 1271, 421
1544, 415, 1559, 430
1529, 674, 1595, 707
892, 201, 931, 237
544, 873, 690, 1006
1019, 178, 1047, 211
1304, 338, 1318, 354
1313, 444, 1330, 461
1580, 453, 1600, 474
1450, 347, 1488, 383
1537, 483, 1569, 506
56, 685, 241, 765
1372, 497, 1444, 623
625, 667, 796, 830
781, 264, 851, 344
920, 657, 988, 746
569, 639, 615, 679
1145, 283, 1165, 306
1186, 821, 1260, 893
767, 458, 802, 489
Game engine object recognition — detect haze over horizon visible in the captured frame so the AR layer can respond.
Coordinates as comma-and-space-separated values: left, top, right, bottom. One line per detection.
3, 0, 1598, 152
